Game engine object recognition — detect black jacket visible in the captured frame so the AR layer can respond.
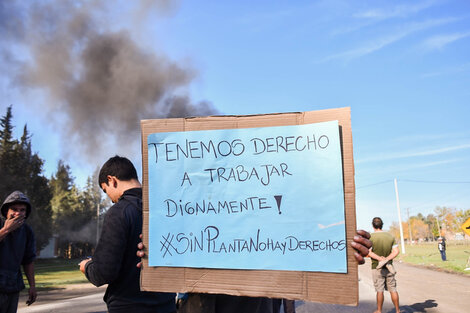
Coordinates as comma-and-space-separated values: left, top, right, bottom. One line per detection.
0, 219, 36, 293
85, 188, 175, 311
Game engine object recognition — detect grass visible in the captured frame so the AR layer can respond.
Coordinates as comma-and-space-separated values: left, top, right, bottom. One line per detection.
24, 258, 89, 290
397, 241, 470, 275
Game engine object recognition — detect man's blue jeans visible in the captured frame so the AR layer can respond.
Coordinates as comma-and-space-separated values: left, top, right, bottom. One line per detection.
440, 250, 446, 261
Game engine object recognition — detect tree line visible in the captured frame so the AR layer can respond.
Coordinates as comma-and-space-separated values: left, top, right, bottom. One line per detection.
389, 206, 470, 242
0, 106, 109, 258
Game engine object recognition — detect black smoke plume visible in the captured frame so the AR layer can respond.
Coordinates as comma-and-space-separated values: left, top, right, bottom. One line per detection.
1, 0, 218, 162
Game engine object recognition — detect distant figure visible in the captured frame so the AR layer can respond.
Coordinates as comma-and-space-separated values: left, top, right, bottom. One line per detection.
79, 156, 176, 313
0, 191, 37, 313
368, 217, 400, 313
437, 237, 446, 261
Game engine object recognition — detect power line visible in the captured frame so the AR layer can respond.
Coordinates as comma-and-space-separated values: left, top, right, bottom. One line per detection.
356, 180, 393, 189
357, 178, 470, 189
399, 179, 470, 184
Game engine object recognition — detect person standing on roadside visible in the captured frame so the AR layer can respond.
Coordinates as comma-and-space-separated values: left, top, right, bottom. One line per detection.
0, 191, 37, 313
438, 237, 446, 261
368, 217, 400, 313
79, 156, 176, 313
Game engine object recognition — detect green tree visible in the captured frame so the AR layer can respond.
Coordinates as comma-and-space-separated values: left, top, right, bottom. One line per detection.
409, 218, 429, 241
50, 160, 76, 257
15, 125, 53, 251
82, 168, 111, 241
0, 107, 53, 251
434, 206, 453, 236
389, 221, 404, 241
0, 106, 14, 150
50, 161, 99, 258
0, 106, 16, 196
425, 214, 439, 239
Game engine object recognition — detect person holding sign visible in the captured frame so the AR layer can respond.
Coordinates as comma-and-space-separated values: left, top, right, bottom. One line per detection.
79, 156, 176, 313
142, 112, 373, 310
137, 230, 371, 313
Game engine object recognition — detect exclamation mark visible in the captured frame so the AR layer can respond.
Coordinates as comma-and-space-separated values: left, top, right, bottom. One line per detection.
274, 195, 282, 214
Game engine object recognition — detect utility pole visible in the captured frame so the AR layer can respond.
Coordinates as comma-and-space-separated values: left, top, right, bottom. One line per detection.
394, 178, 406, 254
436, 215, 442, 237
407, 208, 413, 244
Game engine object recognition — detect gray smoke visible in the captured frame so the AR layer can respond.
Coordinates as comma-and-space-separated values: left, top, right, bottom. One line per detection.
61, 220, 97, 243
1, 0, 218, 162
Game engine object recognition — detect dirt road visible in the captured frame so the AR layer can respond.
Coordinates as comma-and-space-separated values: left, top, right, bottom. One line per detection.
18, 260, 470, 313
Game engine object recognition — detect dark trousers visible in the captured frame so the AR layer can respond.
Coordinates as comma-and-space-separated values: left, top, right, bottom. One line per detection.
273, 298, 296, 313
178, 293, 274, 313
0, 292, 19, 313
440, 250, 447, 261
107, 300, 176, 313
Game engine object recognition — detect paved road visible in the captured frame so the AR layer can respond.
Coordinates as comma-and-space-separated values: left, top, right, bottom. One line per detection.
297, 259, 470, 313
18, 285, 107, 313
18, 260, 470, 313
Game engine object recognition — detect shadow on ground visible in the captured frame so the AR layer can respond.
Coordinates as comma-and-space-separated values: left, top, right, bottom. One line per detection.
296, 299, 439, 313
392, 299, 438, 313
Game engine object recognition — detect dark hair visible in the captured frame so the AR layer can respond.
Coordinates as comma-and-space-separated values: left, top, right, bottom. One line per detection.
372, 217, 383, 230
98, 155, 138, 186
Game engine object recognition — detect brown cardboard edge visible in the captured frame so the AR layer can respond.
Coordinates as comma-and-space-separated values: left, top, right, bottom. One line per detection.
140, 107, 357, 305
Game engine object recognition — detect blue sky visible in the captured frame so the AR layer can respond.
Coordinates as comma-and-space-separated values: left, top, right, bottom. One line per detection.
1, 0, 469, 231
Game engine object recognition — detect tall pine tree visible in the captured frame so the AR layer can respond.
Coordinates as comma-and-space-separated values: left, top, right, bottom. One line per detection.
0, 106, 16, 196
0, 106, 53, 251
51, 161, 98, 258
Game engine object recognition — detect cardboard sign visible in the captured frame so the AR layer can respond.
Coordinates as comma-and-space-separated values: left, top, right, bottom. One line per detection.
141, 108, 358, 304
147, 121, 347, 272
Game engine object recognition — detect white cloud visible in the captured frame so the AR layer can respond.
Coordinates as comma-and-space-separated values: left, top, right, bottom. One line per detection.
400, 158, 461, 169
332, 0, 438, 36
356, 144, 470, 163
390, 131, 470, 144
354, 0, 438, 20
422, 31, 470, 50
321, 33, 406, 62
322, 18, 456, 62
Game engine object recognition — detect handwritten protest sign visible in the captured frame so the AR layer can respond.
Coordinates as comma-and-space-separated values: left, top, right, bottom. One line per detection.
147, 121, 346, 272
140, 108, 358, 305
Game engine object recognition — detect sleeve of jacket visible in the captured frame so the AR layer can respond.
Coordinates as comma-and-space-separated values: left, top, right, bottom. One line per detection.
22, 225, 36, 265
85, 204, 129, 287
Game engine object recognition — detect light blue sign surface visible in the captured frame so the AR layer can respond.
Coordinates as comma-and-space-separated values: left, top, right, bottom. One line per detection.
147, 120, 347, 273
